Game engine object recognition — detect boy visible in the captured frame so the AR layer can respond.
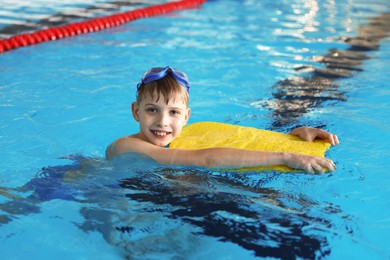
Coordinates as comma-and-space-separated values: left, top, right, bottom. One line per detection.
106, 66, 339, 173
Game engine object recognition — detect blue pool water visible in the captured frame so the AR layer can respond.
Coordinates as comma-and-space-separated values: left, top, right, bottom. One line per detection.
1, 0, 390, 259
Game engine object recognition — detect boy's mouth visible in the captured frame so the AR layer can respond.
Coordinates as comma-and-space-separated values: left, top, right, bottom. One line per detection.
151, 130, 171, 137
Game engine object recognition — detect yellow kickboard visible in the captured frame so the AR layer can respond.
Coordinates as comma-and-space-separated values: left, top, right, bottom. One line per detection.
169, 122, 331, 172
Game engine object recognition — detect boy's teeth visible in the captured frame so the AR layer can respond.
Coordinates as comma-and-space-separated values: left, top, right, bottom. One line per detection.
153, 130, 169, 136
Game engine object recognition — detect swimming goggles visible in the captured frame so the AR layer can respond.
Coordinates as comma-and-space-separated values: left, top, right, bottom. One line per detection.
137, 66, 190, 92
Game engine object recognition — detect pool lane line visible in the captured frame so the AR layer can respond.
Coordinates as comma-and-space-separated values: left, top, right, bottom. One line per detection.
0, 0, 206, 53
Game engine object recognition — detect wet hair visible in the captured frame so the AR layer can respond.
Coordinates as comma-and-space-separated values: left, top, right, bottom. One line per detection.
136, 74, 189, 106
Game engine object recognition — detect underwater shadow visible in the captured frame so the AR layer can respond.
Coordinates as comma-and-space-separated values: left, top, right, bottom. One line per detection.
117, 168, 334, 259
0, 155, 345, 259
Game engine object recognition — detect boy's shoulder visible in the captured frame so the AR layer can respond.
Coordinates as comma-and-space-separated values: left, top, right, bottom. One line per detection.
114, 135, 147, 149
106, 135, 142, 158
106, 134, 159, 159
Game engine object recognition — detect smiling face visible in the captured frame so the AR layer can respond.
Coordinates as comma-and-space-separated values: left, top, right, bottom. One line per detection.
132, 90, 190, 147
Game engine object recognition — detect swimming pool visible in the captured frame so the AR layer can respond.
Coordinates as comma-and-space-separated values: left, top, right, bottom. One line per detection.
1, 0, 389, 259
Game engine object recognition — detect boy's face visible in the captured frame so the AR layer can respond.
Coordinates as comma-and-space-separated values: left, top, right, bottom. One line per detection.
132, 91, 190, 147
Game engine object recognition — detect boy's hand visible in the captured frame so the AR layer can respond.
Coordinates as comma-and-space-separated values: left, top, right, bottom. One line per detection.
284, 153, 336, 174
290, 126, 339, 146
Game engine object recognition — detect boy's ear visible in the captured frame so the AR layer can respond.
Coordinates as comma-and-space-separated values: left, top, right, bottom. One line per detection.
183, 108, 191, 125
131, 102, 140, 122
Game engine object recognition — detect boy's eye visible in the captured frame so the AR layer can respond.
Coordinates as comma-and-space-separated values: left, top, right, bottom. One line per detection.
146, 108, 158, 113
170, 110, 181, 116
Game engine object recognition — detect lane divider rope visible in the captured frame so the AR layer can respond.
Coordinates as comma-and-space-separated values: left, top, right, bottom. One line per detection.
0, 0, 206, 53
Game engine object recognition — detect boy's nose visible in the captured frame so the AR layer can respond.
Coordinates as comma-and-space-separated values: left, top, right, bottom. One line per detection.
156, 113, 169, 127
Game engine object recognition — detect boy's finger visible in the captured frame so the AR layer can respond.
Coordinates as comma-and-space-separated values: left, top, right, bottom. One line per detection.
318, 131, 339, 145
333, 134, 340, 145
329, 134, 336, 145
326, 159, 336, 171
312, 163, 325, 174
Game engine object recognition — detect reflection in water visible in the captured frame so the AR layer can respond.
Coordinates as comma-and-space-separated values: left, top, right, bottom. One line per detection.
0, 155, 352, 258
0, 0, 144, 39
262, 13, 390, 129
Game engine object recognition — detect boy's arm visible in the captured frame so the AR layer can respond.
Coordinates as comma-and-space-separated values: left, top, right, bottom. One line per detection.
107, 137, 336, 174
157, 147, 335, 174
290, 126, 339, 145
